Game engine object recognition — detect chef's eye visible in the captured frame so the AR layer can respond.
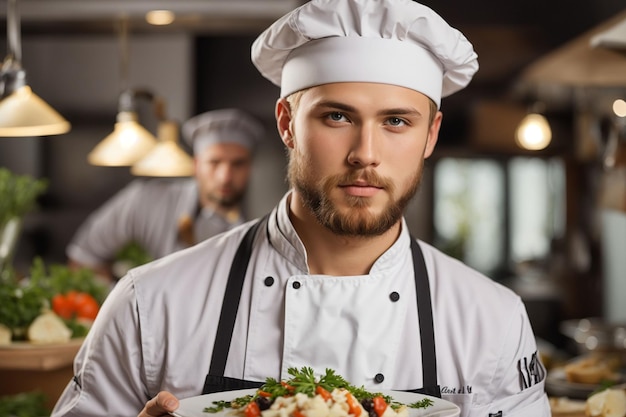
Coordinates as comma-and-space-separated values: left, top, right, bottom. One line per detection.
386, 117, 407, 127
327, 112, 347, 122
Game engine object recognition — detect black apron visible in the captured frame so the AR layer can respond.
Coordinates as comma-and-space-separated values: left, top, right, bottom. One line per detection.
202, 216, 441, 398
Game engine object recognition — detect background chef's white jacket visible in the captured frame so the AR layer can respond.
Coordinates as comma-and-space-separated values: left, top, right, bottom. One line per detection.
66, 178, 243, 267
53, 192, 550, 417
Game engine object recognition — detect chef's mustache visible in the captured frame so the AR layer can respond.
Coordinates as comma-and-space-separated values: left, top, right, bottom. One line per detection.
327, 169, 393, 191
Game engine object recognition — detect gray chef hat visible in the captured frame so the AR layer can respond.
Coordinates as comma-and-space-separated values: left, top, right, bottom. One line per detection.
182, 109, 265, 155
251, 0, 479, 108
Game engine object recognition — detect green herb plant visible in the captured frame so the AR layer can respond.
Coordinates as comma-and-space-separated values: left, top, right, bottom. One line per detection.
0, 167, 48, 228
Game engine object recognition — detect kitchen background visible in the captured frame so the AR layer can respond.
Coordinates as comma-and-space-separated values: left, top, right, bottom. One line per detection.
1, 0, 626, 350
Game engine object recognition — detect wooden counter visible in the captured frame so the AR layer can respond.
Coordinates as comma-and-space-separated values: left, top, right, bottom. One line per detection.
0, 338, 83, 411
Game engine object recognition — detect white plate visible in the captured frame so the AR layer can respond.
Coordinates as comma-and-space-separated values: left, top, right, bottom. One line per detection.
171, 389, 460, 417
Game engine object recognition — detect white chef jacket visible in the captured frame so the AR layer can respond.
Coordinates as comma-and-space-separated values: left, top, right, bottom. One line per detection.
66, 178, 244, 268
52, 192, 550, 417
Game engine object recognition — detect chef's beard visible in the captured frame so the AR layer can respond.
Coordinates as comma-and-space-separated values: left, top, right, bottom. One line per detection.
288, 147, 421, 236
205, 188, 245, 210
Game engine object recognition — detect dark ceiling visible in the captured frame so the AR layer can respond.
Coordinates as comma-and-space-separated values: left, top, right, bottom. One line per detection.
1, 0, 625, 147
3, 0, 625, 93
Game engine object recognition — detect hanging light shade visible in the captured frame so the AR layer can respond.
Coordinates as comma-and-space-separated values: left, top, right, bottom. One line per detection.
88, 109, 157, 166
0, 84, 71, 137
515, 112, 552, 151
131, 120, 194, 177
0, 0, 70, 137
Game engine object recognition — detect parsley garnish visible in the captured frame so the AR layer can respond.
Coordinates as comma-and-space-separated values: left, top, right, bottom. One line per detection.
406, 398, 434, 409
202, 367, 434, 413
203, 395, 253, 413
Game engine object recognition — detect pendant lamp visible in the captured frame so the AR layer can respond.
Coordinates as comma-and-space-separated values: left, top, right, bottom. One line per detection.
515, 112, 552, 151
88, 89, 158, 166
131, 119, 194, 177
0, 0, 70, 137
87, 18, 158, 166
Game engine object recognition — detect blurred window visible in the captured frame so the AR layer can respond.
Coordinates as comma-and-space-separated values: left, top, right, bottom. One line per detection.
433, 156, 565, 279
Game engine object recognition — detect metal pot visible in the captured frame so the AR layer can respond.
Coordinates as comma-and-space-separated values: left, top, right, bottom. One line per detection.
561, 318, 626, 357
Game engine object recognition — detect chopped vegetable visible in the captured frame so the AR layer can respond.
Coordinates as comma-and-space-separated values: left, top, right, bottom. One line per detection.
244, 401, 261, 417
345, 392, 362, 417
372, 396, 387, 417
316, 386, 331, 401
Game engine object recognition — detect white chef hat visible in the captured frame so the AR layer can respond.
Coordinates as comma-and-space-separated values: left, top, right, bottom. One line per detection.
182, 109, 265, 155
251, 0, 479, 108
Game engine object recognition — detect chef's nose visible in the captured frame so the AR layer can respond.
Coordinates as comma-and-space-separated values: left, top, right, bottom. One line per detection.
215, 163, 235, 183
346, 123, 381, 168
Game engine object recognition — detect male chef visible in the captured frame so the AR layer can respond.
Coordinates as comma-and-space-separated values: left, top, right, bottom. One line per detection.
66, 108, 264, 280
52, 1, 550, 416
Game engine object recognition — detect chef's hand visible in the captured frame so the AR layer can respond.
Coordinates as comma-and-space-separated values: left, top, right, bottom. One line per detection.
139, 391, 179, 417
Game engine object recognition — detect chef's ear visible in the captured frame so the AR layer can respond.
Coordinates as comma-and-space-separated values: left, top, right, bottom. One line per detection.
275, 98, 294, 148
424, 110, 442, 159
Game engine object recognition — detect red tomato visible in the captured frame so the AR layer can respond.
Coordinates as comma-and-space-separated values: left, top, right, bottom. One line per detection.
73, 292, 100, 320
65, 290, 79, 307
52, 294, 74, 319
372, 396, 387, 417
244, 402, 261, 417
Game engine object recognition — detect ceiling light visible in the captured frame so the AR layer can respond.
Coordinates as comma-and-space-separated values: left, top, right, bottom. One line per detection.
0, 0, 70, 137
132, 120, 194, 177
88, 110, 157, 166
88, 90, 158, 166
613, 99, 626, 118
145, 10, 175, 26
515, 113, 552, 151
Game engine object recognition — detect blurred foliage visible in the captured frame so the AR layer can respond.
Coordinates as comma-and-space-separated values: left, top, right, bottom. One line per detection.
115, 240, 152, 268
28, 257, 108, 305
0, 168, 48, 227
0, 391, 49, 417
0, 268, 49, 340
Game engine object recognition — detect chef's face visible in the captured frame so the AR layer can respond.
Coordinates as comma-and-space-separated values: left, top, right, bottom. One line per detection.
277, 82, 441, 236
194, 142, 253, 209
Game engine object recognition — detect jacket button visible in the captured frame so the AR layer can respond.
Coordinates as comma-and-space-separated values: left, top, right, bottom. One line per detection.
374, 373, 384, 383
389, 292, 400, 302
292, 281, 301, 289
264, 276, 274, 287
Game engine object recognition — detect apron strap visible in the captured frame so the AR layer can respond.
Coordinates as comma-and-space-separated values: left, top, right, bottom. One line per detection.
207, 220, 438, 397
208, 215, 267, 376
410, 238, 439, 394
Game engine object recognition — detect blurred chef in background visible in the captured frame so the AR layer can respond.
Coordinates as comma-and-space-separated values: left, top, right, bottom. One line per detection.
66, 108, 265, 281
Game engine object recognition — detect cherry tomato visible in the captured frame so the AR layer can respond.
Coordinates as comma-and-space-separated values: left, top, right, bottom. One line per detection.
372, 396, 387, 417
65, 290, 79, 306
73, 292, 100, 320
244, 401, 261, 417
52, 293, 73, 319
